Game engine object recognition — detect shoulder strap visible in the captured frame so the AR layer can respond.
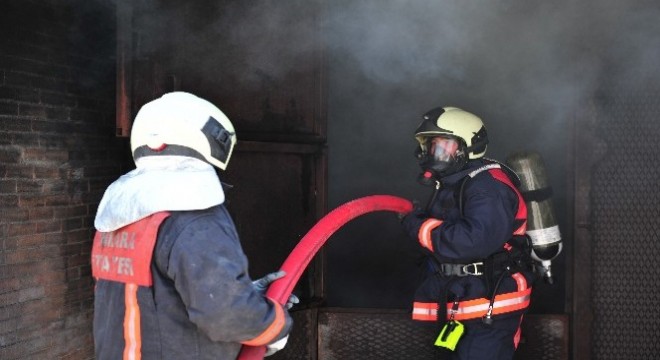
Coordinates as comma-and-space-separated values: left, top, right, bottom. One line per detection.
458, 163, 502, 217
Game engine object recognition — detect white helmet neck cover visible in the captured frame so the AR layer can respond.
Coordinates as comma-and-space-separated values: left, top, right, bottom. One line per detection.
130, 92, 237, 170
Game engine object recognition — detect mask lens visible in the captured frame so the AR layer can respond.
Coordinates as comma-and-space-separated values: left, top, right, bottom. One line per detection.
429, 136, 459, 162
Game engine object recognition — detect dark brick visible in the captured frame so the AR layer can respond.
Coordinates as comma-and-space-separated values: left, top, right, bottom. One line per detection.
36, 219, 62, 233
37, 134, 68, 148
0, 1, 122, 358
16, 234, 47, 247
0, 146, 22, 163
22, 147, 68, 163
64, 218, 83, 231
33, 166, 60, 179
19, 103, 47, 118
16, 179, 42, 193
5, 72, 67, 92
17, 88, 40, 103
4, 57, 69, 79
69, 108, 98, 122
0, 207, 28, 222
65, 205, 87, 218
0, 101, 18, 115
3, 164, 34, 178
65, 229, 89, 244
0, 279, 21, 299
0, 180, 17, 193
42, 180, 66, 193
0, 86, 18, 100
11, 132, 40, 147
32, 119, 73, 133
43, 194, 70, 206
18, 194, 45, 207
0, 290, 20, 307
44, 106, 70, 121
28, 207, 54, 221
0, 133, 12, 146
41, 92, 77, 107
44, 232, 65, 245
6, 222, 37, 238
0, 116, 31, 132
0, 195, 19, 207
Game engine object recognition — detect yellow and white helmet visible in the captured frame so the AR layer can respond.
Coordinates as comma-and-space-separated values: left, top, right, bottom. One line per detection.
414, 106, 488, 176
130, 92, 236, 170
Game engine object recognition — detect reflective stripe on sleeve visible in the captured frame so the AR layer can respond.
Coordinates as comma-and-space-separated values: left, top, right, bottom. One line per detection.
241, 297, 286, 346
123, 283, 141, 360
418, 218, 443, 252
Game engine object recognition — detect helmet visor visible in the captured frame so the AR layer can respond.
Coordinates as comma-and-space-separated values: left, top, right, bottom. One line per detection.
427, 136, 460, 163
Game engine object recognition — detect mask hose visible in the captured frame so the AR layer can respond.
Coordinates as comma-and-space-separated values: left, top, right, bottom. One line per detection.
237, 195, 413, 360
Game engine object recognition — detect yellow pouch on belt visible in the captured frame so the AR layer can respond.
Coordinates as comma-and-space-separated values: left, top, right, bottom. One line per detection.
434, 320, 464, 351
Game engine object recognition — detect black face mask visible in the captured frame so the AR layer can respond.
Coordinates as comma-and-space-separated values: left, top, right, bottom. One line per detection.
416, 136, 468, 179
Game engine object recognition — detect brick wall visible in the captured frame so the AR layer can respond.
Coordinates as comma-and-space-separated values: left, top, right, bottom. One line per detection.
0, 1, 129, 359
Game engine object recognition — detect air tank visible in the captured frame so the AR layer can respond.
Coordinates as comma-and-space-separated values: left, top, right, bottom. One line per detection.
505, 151, 562, 284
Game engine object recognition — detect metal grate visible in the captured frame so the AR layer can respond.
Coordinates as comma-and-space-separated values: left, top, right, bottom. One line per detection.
276, 308, 567, 359
270, 308, 317, 360
592, 87, 660, 359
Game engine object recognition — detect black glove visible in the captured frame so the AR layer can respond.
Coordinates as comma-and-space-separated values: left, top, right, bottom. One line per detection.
396, 199, 421, 221
401, 205, 428, 240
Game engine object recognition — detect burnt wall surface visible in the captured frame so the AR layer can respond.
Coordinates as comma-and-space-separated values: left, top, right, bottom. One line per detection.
0, 1, 121, 359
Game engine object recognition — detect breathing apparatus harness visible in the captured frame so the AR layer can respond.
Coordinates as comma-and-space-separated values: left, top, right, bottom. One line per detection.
417, 160, 534, 328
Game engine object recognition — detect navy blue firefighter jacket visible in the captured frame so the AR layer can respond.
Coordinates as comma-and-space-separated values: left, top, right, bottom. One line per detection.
402, 159, 533, 326
92, 205, 292, 360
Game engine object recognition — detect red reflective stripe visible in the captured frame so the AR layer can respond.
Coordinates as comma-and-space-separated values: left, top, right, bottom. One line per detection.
488, 169, 527, 235
452, 288, 531, 320
411, 288, 532, 322
411, 302, 438, 321
418, 219, 443, 252
514, 315, 524, 349
123, 283, 141, 360
241, 298, 286, 346
511, 272, 527, 291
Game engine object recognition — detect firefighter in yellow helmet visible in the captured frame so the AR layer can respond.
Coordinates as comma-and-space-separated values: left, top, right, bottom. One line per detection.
91, 92, 296, 359
401, 107, 534, 360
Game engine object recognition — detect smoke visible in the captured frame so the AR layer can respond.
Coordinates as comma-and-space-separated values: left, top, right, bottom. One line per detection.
122, 0, 660, 308
321, 0, 660, 308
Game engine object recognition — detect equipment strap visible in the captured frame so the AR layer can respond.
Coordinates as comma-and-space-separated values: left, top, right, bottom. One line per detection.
412, 287, 531, 321
437, 262, 484, 277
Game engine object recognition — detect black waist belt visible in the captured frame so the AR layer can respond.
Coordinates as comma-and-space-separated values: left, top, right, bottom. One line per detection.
438, 262, 484, 277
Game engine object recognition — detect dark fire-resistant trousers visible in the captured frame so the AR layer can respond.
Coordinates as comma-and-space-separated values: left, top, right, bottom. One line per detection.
447, 314, 522, 360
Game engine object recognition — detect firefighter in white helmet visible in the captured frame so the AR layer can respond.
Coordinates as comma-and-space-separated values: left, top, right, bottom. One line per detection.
401, 106, 534, 360
91, 92, 296, 359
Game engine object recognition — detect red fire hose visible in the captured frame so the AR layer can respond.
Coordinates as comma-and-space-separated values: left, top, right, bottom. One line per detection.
237, 195, 413, 360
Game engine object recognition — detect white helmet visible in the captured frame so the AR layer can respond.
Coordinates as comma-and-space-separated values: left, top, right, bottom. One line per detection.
130, 92, 237, 170
414, 106, 488, 176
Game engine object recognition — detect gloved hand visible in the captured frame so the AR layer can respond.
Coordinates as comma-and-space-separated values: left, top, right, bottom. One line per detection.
252, 271, 299, 310
252, 270, 286, 295
264, 335, 289, 357
397, 199, 421, 221
285, 293, 300, 310
400, 204, 428, 240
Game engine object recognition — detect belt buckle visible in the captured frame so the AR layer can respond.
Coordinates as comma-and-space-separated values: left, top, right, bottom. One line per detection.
461, 262, 484, 276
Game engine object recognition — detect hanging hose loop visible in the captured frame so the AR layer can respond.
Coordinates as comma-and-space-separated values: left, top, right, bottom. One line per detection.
237, 195, 413, 360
